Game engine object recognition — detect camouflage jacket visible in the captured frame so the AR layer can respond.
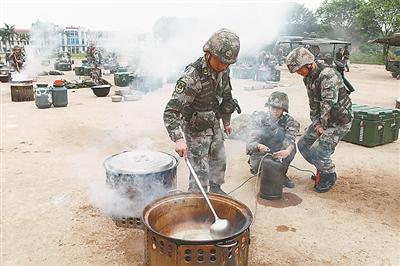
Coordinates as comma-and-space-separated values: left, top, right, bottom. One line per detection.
163, 56, 233, 142
303, 63, 352, 129
246, 111, 300, 154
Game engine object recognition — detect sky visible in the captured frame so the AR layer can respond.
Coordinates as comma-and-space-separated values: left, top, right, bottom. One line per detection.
1, 0, 324, 32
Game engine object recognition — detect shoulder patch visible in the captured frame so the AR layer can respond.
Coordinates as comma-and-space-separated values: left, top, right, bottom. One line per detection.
175, 79, 186, 94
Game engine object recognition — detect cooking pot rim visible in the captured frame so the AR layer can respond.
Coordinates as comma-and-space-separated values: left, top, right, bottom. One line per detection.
141, 192, 253, 244
103, 150, 179, 175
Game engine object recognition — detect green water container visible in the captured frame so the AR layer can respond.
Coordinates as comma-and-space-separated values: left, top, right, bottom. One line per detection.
342, 104, 399, 147
35, 83, 52, 109
52, 80, 68, 107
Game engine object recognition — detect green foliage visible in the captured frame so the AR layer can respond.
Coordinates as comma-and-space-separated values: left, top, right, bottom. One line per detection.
284, 3, 320, 36
316, 0, 364, 40
358, 0, 400, 37
350, 51, 385, 64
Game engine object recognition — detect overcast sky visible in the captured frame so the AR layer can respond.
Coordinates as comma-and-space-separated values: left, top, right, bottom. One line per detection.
1, 0, 324, 32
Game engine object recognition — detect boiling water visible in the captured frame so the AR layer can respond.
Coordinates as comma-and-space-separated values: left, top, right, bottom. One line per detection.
171, 229, 213, 241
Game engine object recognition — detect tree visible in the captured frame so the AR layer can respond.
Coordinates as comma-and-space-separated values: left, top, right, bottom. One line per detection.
284, 3, 320, 36
18, 33, 30, 45
316, 0, 364, 40
1, 23, 16, 49
358, 0, 400, 38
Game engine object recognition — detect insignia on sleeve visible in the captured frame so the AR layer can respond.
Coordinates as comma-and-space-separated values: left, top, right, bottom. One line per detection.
175, 80, 186, 94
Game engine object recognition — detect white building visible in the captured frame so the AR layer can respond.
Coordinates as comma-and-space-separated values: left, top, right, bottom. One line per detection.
59, 26, 89, 54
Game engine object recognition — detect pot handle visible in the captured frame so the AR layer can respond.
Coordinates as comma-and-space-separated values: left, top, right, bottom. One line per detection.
215, 240, 238, 248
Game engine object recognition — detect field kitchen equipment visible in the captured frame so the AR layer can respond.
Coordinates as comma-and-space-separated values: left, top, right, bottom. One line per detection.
10, 80, 34, 102
258, 154, 285, 200
142, 193, 253, 266
34, 83, 52, 109
103, 150, 178, 228
114, 72, 132, 87
342, 104, 399, 147
52, 80, 68, 107
91, 84, 111, 97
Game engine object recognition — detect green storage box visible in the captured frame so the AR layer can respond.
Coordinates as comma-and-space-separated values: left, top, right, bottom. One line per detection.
342, 104, 399, 147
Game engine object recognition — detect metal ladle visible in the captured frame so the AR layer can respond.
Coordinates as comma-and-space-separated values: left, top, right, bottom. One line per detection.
179, 128, 232, 239
184, 159, 232, 238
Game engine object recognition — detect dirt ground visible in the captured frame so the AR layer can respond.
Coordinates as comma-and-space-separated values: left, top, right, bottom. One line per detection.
1, 63, 399, 265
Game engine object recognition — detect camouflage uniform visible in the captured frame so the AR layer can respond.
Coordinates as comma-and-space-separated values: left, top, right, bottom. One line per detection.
286, 47, 353, 192
163, 28, 240, 191
246, 92, 300, 187
8, 46, 24, 72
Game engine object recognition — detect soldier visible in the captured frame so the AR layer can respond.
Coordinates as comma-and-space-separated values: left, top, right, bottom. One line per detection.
246, 91, 300, 188
91, 64, 102, 84
163, 28, 240, 194
286, 47, 353, 193
8, 45, 24, 72
335, 48, 344, 62
343, 45, 350, 72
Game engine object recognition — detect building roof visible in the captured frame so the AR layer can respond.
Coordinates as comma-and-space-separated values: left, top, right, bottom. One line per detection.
15, 29, 30, 34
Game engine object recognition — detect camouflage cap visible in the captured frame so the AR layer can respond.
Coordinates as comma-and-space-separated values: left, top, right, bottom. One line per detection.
13, 45, 21, 51
286, 47, 315, 73
265, 91, 289, 112
203, 28, 240, 64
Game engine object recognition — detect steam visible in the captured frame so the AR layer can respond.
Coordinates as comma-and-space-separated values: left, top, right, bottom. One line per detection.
12, 21, 59, 81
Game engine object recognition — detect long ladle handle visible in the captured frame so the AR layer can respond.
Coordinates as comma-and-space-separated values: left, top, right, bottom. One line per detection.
184, 158, 219, 220
179, 127, 219, 220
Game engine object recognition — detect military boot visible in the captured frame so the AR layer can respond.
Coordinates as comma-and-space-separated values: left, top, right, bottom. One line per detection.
188, 183, 208, 193
315, 172, 337, 193
282, 165, 295, 188
209, 183, 228, 195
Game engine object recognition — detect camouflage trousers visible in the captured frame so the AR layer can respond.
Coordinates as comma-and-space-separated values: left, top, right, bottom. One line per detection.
297, 122, 351, 174
183, 123, 226, 188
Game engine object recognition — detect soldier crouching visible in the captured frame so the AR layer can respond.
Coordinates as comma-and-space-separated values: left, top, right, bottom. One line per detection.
246, 91, 300, 188
163, 28, 241, 195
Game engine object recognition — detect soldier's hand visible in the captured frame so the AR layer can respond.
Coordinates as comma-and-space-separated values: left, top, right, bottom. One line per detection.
314, 125, 324, 136
175, 138, 188, 158
273, 149, 290, 160
257, 144, 270, 153
224, 125, 233, 135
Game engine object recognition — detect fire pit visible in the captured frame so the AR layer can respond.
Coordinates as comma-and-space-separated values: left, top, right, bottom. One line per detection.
142, 193, 253, 266
103, 150, 178, 229
10, 80, 34, 102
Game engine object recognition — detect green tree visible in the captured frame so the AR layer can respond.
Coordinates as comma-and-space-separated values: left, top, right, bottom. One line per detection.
316, 0, 364, 40
283, 3, 320, 36
0, 23, 16, 49
358, 0, 400, 38
18, 33, 30, 45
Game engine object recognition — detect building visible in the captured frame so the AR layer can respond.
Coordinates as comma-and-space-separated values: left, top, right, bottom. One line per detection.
59, 26, 89, 54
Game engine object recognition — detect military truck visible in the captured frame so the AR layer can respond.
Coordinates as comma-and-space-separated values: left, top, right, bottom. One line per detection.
369, 33, 400, 79
276, 37, 351, 67
54, 52, 73, 71
0, 62, 11, 82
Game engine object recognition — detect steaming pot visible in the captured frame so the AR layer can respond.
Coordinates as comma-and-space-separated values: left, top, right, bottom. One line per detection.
103, 150, 178, 228
142, 193, 253, 266
10, 80, 34, 102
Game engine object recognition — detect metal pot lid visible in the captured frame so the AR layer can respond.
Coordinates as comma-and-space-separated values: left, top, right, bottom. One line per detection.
106, 150, 176, 174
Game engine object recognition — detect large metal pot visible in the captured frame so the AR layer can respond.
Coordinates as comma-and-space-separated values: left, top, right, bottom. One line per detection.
10, 80, 34, 102
142, 193, 253, 266
103, 150, 178, 228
